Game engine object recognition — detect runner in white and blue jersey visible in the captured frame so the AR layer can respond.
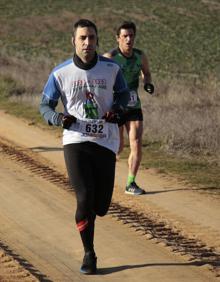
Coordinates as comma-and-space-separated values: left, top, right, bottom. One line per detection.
40, 19, 129, 275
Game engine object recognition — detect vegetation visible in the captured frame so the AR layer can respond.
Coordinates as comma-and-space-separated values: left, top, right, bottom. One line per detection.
0, 0, 219, 77
0, 76, 59, 129
0, 0, 219, 191
121, 141, 220, 194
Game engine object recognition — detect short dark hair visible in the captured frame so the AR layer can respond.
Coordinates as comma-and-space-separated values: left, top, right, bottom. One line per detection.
72, 19, 98, 36
116, 21, 136, 36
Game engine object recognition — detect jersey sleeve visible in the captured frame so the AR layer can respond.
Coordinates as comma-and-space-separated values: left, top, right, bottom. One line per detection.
39, 73, 62, 126
112, 68, 130, 111
43, 73, 61, 101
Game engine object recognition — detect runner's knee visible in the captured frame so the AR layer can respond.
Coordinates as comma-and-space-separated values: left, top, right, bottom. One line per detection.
95, 203, 110, 217
75, 198, 89, 222
130, 138, 142, 151
95, 209, 108, 217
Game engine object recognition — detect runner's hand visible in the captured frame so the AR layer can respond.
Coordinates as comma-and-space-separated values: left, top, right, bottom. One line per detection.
144, 83, 154, 94
102, 111, 120, 124
59, 114, 77, 129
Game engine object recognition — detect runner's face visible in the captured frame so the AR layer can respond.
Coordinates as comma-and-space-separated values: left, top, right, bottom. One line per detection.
117, 28, 135, 54
73, 26, 97, 63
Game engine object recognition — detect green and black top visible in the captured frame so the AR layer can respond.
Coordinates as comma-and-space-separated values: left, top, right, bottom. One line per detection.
109, 47, 143, 109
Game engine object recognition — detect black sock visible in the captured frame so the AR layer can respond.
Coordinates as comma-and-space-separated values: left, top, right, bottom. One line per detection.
77, 213, 96, 253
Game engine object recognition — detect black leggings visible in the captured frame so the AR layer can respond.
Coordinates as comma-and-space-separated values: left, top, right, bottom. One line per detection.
64, 142, 116, 222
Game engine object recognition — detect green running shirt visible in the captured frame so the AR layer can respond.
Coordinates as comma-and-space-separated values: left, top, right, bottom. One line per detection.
109, 48, 143, 109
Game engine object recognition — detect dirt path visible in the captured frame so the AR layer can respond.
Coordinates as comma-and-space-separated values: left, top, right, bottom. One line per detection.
0, 110, 219, 281
1, 110, 220, 250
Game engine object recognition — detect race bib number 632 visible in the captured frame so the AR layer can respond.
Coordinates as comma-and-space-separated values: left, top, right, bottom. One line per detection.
79, 119, 108, 138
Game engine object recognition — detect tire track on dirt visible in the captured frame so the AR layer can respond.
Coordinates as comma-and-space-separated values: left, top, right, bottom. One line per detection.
0, 139, 219, 278
0, 240, 49, 282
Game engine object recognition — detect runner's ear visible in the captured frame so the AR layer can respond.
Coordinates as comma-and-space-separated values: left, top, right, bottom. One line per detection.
71, 37, 75, 47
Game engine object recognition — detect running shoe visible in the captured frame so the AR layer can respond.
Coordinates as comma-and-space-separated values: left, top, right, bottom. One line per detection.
125, 182, 146, 195
80, 251, 97, 275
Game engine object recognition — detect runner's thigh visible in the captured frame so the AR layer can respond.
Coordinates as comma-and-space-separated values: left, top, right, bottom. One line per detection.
92, 146, 116, 216
64, 143, 95, 201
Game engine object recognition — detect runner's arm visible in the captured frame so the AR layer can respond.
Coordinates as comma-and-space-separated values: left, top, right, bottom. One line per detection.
112, 68, 130, 111
141, 52, 154, 94
141, 52, 152, 84
102, 67, 129, 125
102, 52, 113, 59
39, 73, 63, 126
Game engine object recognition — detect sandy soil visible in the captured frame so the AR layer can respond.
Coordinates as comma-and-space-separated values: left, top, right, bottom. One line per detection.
0, 110, 219, 281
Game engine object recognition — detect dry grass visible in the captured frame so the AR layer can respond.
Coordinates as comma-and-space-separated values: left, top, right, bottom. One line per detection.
0, 52, 219, 165
140, 76, 220, 156
1, 52, 219, 157
0, 52, 52, 95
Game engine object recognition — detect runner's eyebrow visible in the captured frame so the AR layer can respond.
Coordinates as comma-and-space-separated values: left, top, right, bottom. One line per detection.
80, 35, 96, 40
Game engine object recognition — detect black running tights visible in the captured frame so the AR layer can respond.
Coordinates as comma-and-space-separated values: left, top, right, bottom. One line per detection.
64, 142, 116, 252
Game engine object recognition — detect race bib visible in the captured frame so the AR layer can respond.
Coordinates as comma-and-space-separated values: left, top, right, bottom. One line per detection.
128, 90, 138, 107
78, 119, 108, 138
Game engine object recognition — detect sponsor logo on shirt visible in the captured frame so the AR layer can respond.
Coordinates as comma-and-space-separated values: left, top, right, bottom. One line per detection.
72, 79, 107, 90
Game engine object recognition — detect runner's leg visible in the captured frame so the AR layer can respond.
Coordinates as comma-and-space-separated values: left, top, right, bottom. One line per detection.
64, 143, 96, 253
92, 145, 116, 216
118, 125, 124, 155
126, 120, 143, 181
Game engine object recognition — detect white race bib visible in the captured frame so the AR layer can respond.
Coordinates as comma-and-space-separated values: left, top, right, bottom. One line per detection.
128, 90, 138, 107
77, 119, 108, 138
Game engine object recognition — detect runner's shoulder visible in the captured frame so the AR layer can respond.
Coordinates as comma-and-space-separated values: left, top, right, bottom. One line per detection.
133, 48, 143, 56
99, 54, 120, 68
103, 48, 118, 58
52, 58, 73, 73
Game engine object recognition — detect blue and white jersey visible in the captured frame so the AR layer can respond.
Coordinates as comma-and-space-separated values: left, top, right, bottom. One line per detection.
40, 55, 129, 153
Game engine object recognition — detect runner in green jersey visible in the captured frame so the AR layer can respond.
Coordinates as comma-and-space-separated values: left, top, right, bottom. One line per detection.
104, 21, 154, 195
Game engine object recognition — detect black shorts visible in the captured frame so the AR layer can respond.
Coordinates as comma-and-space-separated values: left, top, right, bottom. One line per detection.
119, 108, 143, 126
